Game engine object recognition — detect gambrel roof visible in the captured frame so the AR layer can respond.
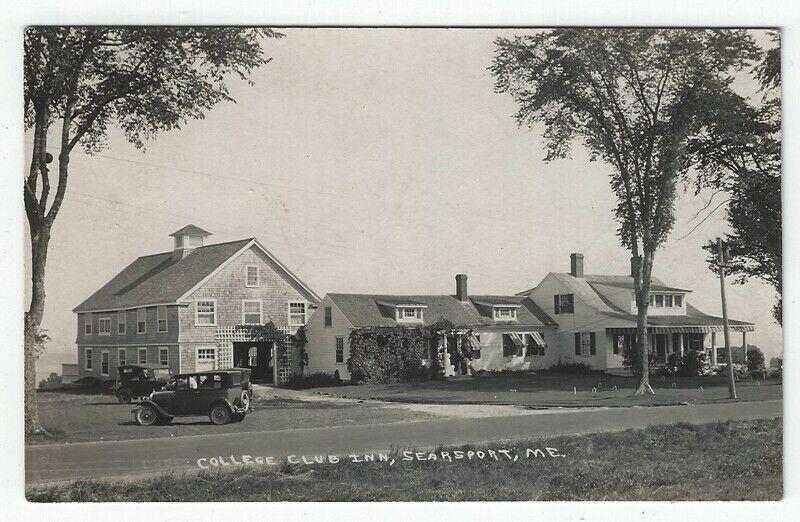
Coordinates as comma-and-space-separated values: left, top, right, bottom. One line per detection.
74, 238, 320, 313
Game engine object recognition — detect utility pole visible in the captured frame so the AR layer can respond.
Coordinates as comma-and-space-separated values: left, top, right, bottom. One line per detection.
716, 237, 737, 399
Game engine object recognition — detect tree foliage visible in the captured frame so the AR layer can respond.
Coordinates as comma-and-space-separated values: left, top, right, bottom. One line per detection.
491, 29, 757, 394
689, 31, 782, 323
23, 26, 280, 434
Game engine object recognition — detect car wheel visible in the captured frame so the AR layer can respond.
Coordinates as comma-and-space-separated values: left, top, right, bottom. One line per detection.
209, 405, 231, 425
136, 405, 159, 426
117, 388, 132, 404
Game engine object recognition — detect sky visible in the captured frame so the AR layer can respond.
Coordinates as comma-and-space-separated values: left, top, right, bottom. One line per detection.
25, 28, 782, 378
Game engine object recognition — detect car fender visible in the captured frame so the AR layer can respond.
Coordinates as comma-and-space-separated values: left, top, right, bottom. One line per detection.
133, 399, 171, 419
212, 397, 246, 415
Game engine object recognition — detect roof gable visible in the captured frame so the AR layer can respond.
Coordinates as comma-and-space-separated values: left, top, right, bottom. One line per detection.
74, 237, 320, 312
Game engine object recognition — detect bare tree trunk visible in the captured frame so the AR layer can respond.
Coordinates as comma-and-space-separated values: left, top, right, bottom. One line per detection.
633, 250, 655, 395
25, 222, 50, 435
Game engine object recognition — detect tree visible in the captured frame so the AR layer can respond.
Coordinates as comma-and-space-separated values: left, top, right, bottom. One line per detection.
491, 29, 757, 394
689, 32, 782, 323
23, 27, 281, 435
746, 346, 765, 373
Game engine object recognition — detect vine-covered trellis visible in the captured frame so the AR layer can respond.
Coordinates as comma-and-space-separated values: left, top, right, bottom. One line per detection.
347, 318, 480, 384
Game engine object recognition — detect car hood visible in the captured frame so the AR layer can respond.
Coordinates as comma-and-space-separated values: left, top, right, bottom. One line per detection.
149, 390, 173, 404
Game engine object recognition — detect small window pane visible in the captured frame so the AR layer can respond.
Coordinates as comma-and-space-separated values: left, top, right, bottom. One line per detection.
246, 266, 259, 287
675, 295, 683, 307
665, 295, 674, 307
655, 295, 664, 307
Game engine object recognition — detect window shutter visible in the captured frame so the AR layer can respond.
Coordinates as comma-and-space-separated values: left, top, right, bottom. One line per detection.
590, 332, 596, 355
554, 295, 560, 315
574, 333, 581, 355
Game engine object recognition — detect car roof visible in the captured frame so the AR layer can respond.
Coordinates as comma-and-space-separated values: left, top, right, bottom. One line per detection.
172, 368, 250, 378
118, 364, 169, 370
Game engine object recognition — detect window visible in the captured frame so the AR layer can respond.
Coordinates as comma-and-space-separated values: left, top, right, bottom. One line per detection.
335, 337, 344, 363
471, 334, 481, 359
159, 347, 169, 366
248, 346, 258, 367
574, 332, 596, 356
502, 334, 524, 357
85, 348, 93, 370
397, 307, 423, 322
665, 295, 673, 307
289, 302, 306, 327
137, 308, 147, 334
553, 294, 574, 314
324, 306, 332, 327
98, 317, 111, 335
195, 300, 217, 326
197, 347, 216, 361
139, 348, 148, 365
649, 294, 655, 306
674, 295, 683, 307
242, 300, 262, 325
527, 332, 546, 356
494, 307, 517, 320
246, 266, 259, 287
118, 311, 126, 334
83, 314, 92, 335
655, 294, 664, 307
613, 334, 634, 356
101, 351, 109, 375
157, 306, 168, 332
118, 348, 126, 366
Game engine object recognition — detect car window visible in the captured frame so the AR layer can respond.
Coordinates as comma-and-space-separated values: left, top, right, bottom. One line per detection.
174, 377, 189, 390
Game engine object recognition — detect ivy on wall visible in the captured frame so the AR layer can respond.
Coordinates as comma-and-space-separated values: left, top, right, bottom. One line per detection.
347, 318, 472, 384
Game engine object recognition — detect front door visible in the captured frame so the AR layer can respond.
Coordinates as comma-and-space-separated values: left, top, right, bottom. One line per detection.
196, 346, 216, 372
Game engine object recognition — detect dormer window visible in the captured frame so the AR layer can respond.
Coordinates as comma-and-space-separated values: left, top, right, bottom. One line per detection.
397, 307, 424, 322
493, 307, 518, 320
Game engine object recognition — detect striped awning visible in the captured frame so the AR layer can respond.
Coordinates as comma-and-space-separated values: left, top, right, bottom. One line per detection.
468, 332, 482, 349
607, 325, 754, 334
508, 332, 525, 348
530, 331, 546, 347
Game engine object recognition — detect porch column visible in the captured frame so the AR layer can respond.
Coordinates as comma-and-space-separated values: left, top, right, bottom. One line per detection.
742, 331, 747, 365
272, 343, 279, 384
676, 333, 684, 356
711, 332, 717, 366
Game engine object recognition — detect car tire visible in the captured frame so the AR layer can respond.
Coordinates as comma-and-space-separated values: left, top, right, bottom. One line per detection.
136, 405, 159, 426
117, 389, 132, 404
209, 404, 231, 425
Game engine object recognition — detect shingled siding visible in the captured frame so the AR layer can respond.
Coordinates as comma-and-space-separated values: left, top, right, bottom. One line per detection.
77, 344, 179, 380
178, 245, 314, 344
77, 306, 180, 346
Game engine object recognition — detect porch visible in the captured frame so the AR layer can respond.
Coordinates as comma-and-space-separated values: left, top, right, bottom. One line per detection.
608, 325, 755, 368
215, 325, 297, 384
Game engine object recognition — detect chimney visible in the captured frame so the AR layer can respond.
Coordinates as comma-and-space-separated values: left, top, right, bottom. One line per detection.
570, 253, 584, 278
630, 256, 639, 278
455, 274, 468, 301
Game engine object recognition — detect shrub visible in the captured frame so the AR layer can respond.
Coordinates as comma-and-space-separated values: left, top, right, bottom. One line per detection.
677, 350, 710, 377
663, 353, 682, 376
283, 372, 343, 390
545, 360, 594, 375
746, 346, 765, 373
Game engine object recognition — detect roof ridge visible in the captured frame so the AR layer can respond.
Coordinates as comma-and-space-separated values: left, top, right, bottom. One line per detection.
133, 237, 254, 260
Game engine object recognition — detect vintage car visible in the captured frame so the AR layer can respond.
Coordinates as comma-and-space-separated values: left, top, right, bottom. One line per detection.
132, 368, 253, 426
115, 364, 171, 403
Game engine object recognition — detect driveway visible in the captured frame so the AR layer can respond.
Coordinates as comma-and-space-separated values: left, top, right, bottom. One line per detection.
26, 399, 782, 486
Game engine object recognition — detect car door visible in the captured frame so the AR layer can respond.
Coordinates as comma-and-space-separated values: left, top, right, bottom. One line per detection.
189, 374, 221, 414
169, 377, 194, 415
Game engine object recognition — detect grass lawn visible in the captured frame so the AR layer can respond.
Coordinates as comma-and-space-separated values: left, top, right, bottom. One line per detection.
27, 417, 782, 501
314, 373, 782, 408
27, 388, 435, 446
